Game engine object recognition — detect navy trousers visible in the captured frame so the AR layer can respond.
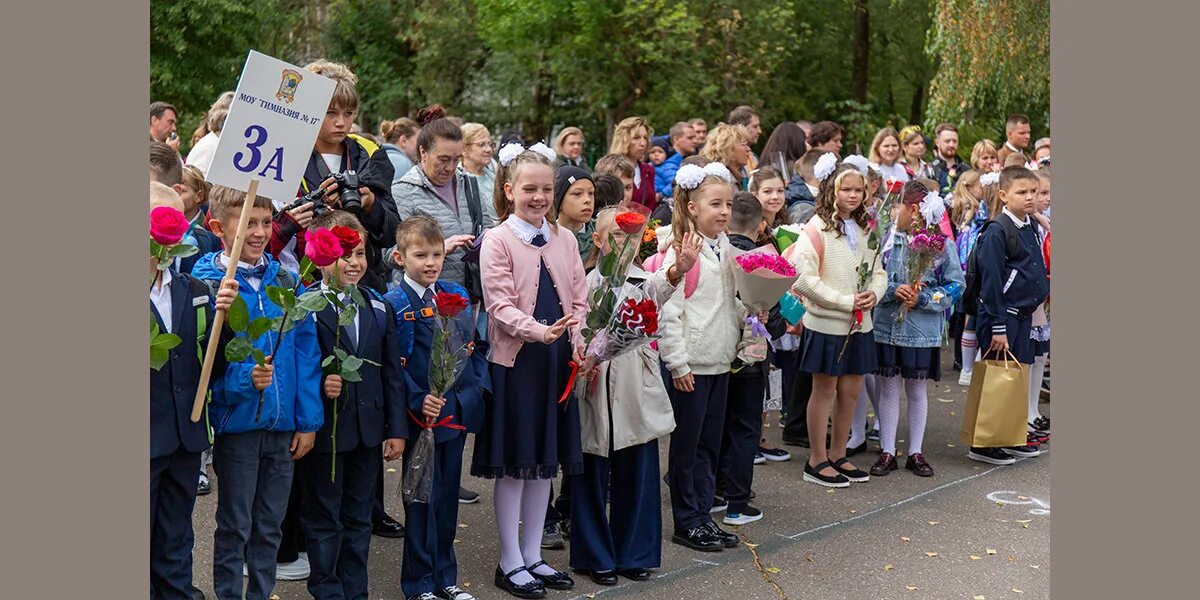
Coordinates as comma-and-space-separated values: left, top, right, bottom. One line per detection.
151, 449, 202, 600
718, 375, 766, 514
297, 444, 379, 600
402, 434, 466, 597
569, 441, 662, 571
667, 373, 729, 532
212, 430, 295, 600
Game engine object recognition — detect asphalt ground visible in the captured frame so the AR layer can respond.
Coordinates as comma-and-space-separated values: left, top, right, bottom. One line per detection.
190, 350, 1050, 600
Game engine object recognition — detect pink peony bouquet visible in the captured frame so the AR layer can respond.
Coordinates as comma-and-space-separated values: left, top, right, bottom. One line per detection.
896, 226, 949, 324
728, 245, 799, 338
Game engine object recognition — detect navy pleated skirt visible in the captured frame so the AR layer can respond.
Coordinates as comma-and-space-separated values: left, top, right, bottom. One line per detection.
799, 329, 878, 376
875, 342, 942, 381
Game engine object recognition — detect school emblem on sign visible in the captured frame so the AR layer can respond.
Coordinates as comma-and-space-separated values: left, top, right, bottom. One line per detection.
276, 69, 303, 104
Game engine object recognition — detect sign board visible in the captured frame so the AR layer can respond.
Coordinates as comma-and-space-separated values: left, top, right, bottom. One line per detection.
206, 50, 336, 203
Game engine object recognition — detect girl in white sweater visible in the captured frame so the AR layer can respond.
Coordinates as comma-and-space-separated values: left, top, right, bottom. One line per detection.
656, 162, 748, 553
790, 164, 888, 489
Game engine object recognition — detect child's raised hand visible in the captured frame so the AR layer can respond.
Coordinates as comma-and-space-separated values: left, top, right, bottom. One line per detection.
324, 374, 343, 399
383, 438, 406, 461
422, 394, 446, 421
543, 315, 578, 344
251, 356, 274, 391
214, 278, 239, 312
674, 232, 704, 275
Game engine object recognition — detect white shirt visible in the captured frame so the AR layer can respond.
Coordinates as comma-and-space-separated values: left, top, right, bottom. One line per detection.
321, 153, 343, 175
403, 273, 437, 305
873, 161, 910, 183
505, 215, 552, 245
320, 282, 360, 343
1003, 207, 1031, 228
185, 131, 220, 176
214, 253, 267, 291
151, 269, 174, 333
806, 183, 820, 198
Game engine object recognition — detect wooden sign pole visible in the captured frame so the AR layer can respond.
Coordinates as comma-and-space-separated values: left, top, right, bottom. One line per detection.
190, 179, 260, 422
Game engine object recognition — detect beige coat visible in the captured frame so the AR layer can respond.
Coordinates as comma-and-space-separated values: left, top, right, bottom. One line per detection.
578, 265, 678, 457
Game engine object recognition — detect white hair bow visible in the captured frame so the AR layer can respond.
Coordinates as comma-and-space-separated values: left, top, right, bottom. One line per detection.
814, 152, 839, 182
841, 154, 870, 175
919, 191, 946, 226
497, 141, 557, 167
674, 162, 734, 190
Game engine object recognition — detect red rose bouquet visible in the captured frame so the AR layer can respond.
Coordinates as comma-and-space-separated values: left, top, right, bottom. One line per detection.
402, 290, 477, 505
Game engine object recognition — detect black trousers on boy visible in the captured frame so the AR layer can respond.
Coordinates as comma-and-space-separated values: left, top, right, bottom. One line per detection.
717, 375, 766, 514
782, 370, 814, 444
297, 445, 378, 600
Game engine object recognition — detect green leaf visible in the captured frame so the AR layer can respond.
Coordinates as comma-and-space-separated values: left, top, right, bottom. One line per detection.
168, 243, 199, 258
360, 357, 380, 367
599, 237, 619, 277
334, 348, 349, 362
339, 368, 363, 383
247, 316, 274, 340
151, 332, 182, 351
150, 346, 170, 371
337, 306, 357, 326
251, 348, 267, 365
329, 293, 347, 311
342, 355, 364, 372
224, 335, 253, 362
321, 355, 336, 368
150, 318, 160, 336
298, 291, 329, 312
266, 286, 296, 311
347, 285, 367, 308
227, 295, 249, 332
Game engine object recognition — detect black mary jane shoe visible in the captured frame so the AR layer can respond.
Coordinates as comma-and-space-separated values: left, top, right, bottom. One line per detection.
803, 460, 850, 488
580, 569, 618, 586
494, 565, 546, 599
619, 567, 652, 581
831, 457, 870, 483
527, 560, 575, 590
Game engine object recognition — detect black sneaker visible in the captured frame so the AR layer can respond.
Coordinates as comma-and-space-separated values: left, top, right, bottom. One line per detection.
704, 521, 739, 548
753, 452, 767, 465
723, 505, 764, 526
803, 461, 850, 488
372, 514, 406, 538
540, 522, 564, 550
458, 486, 480, 504
671, 525, 724, 552
1032, 416, 1050, 433
709, 496, 728, 514
197, 471, 212, 496
968, 447, 1016, 465
435, 585, 476, 600
758, 447, 792, 462
1003, 444, 1043, 459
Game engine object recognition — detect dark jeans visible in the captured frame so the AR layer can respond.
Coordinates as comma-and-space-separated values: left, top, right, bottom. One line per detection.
151, 449, 202, 600
298, 445, 379, 600
782, 370, 814, 442
667, 373, 729, 532
718, 376, 766, 513
212, 430, 295, 600
277, 475, 304, 563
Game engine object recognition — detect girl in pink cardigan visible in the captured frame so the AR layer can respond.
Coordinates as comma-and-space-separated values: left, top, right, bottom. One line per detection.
471, 144, 591, 597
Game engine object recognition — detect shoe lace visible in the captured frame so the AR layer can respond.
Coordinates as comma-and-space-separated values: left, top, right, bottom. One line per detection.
444, 585, 464, 594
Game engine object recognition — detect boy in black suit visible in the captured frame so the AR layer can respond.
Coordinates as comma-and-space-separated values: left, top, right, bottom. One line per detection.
384, 216, 489, 600
149, 185, 237, 599
298, 210, 408, 600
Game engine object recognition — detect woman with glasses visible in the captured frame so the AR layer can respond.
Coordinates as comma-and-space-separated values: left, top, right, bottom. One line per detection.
462, 123, 498, 199
554, 126, 591, 173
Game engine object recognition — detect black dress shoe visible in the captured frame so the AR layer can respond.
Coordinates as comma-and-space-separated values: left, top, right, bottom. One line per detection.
845, 441, 867, 456
831, 457, 870, 482
803, 460, 849, 488
190, 584, 205, 600
582, 569, 618, 585
527, 560, 574, 590
372, 514, 406, 538
870, 452, 898, 477
781, 435, 811, 448
619, 567, 652, 581
705, 521, 739, 548
905, 452, 934, 477
671, 525, 724, 552
494, 565, 546, 599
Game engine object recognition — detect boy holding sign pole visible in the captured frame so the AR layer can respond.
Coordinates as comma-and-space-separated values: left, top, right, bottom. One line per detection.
192, 185, 323, 600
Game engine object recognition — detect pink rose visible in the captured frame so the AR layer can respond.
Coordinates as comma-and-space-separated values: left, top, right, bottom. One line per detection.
150, 206, 190, 246
305, 228, 343, 267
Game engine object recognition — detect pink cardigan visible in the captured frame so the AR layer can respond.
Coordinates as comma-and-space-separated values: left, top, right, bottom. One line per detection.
481, 221, 589, 367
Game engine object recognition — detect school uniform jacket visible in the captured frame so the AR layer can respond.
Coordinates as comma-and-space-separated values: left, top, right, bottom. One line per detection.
383, 280, 489, 444
150, 269, 214, 459
975, 209, 1050, 337
311, 285, 408, 454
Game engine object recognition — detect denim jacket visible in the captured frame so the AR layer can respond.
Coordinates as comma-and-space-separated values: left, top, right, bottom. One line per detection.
872, 231, 965, 348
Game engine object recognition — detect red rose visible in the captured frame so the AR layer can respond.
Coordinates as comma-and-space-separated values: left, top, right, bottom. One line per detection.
637, 300, 659, 335
330, 225, 361, 257
615, 212, 647, 235
150, 206, 191, 246
434, 291, 469, 318
885, 179, 904, 195
304, 228, 343, 267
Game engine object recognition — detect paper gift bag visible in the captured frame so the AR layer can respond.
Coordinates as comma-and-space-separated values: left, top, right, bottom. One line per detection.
961, 353, 1030, 447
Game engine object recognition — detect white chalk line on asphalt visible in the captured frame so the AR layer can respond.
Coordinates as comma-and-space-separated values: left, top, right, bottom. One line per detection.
562, 558, 719, 600
776, 465, 1004, 540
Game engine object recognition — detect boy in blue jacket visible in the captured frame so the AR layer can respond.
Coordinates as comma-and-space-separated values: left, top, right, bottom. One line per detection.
299, 211, 409, 600
384, 216, 489, 600
969, 166, 1050, 466
193, 185, 324, 600
150, 187, 238, 599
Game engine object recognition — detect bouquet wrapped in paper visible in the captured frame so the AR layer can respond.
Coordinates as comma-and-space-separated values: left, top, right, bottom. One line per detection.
401, 291, 476, 505
727, 245, 798, 338
586, 287, 660, 363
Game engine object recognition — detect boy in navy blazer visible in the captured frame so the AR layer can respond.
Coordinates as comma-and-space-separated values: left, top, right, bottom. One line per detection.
384, 216, 489, 600
149, 187, 238, 599
296, 211, 408, 600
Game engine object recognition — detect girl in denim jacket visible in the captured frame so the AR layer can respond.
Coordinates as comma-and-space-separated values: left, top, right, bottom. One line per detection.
869, 181, 965, 478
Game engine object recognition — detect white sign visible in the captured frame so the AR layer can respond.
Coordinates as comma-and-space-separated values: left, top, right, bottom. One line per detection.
206, 50, 336, 203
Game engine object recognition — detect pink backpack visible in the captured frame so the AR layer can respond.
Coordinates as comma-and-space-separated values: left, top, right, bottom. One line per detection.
643, 238, 702, 299
781, 222, 825, 272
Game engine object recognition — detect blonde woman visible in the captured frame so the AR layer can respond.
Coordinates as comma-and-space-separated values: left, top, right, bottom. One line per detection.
700, 123, 752, 191
461, 122, 497, 198
609, 116, 657, 210
554, 126, 590, 172
970, 139, 1000, 173
867, 127, 908, 183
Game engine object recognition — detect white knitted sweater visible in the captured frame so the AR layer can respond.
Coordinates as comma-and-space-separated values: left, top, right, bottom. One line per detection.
789, 214, 888, 335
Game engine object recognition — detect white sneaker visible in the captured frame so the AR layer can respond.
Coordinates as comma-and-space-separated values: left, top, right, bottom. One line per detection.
958, 370, 973, 386
275, 552, 310, 581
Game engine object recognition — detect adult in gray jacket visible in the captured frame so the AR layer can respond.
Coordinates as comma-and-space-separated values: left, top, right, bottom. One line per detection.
389, 105, 496, 289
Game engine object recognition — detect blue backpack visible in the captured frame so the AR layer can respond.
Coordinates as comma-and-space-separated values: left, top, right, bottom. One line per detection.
383, 280, 471, 367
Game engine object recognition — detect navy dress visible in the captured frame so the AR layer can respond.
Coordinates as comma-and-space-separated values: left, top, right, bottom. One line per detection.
471, 259, 584, 480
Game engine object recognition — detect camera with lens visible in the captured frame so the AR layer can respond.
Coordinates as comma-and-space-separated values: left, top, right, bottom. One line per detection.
327, 170, 363, 214
283, 187, 331, 217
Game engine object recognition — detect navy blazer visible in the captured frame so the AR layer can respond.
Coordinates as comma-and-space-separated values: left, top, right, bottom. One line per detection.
150, 270, 214, 459
312, 285, 408, 454
975, 214, 1050, 337
384, 280, 489, 444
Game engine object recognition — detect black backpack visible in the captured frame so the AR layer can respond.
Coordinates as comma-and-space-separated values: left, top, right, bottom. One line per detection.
460, 175, 486, 303
961, 217, 1024, 316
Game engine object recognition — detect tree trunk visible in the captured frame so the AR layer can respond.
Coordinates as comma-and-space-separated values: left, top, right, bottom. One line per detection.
910, 79, 926, 125
851, 0, 870, 104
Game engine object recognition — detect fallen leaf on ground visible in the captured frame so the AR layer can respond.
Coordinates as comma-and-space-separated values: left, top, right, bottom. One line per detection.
1022, 523, 1030, 529
900, 536, 911, 542
1017, 496, 1029, 500
1012, 589, 1024, 594
947, 444, 956, 447
805, 553, 815, 563
386, 468, 396, 473
459, 523, 468, 528
1016, 519, 1032, 524
1008, 556, 1016, 562
586, 594, 596, 599
849, 509, 858, 514
974, 596, 986, 600
1030, 565, 1041, 570
938, 397, 954, 403
924, 552, 939, 557
970, 555, 982, 560
949, 411, 957, 416
884, 564, 894, 571
827, 489, 836, 494
986, 548, 997, 555
766, 567, 781, 573
270, 595, 279, 600
454, 539, 461, 543
905, 586, 919, 591
928, 521, 940, 526
995, 519, 1009, 523
744, 542, 758, 548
